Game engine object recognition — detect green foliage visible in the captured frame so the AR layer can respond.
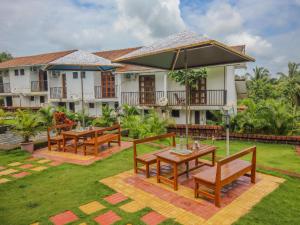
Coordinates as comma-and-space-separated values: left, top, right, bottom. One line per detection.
10, 110, 44, 142
92, 105, 117, 127
38, 105, 55, 126
56, 106, 92, 125
121, 109, 171, 139
121, 104, 140, 117
232, 99, 299, 135
0, 51, 13, 63
168, 68, 207, 88
246, 66, 270, 81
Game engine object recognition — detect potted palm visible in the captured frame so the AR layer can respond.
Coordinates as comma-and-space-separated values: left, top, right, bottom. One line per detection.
11, 109, 44, 153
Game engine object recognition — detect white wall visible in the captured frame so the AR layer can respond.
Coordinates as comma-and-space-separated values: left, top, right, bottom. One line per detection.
225, 65, 237, 113
9, 67, 31, 93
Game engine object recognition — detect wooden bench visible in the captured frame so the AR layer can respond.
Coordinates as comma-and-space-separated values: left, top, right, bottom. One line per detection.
193, 146, 256, 207
82, 124, 121, 156
133, 133, 176, 178
47, 124, 73, 151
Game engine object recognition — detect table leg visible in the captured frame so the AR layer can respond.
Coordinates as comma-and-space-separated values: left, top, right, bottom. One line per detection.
195, 157, 199, 166
174, 162, 178, 191
74, 137, 78, 154
212, 151, 215, 166
62, 135, 66, 152
185, 161, 189, 178
157, 159, 161, 183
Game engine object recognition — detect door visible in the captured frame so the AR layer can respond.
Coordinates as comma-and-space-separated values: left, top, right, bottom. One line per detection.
190, 78, 207, 105
139, 75, 155, 105
62, 74, 67, 98
195, 111, 200, 124
69, 102, 75, 112
0, 76, 3, 93
6, 96, 12, 107
101, 72, 115, 98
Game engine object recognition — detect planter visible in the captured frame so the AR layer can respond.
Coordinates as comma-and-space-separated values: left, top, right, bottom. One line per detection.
20, 142, 34, 153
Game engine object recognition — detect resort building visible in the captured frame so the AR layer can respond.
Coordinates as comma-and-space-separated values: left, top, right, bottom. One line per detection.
96, 46, 247, 125
0, 45, 249, 124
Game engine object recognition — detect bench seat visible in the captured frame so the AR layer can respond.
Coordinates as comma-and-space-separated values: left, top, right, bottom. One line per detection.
194, 160, 251, 184
84, 133, 119, 145
136, 150, 166, 163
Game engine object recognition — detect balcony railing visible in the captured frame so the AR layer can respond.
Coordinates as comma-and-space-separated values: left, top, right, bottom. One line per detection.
31, 80, 48, 92
95, 85, 118, 99
0, 83, 11, 93
121, 90, 227, 106
50, 87, 66, 99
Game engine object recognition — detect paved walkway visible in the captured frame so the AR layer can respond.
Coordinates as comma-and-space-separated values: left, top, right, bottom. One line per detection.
100, 169, 284, 225
33, 141, 132, 165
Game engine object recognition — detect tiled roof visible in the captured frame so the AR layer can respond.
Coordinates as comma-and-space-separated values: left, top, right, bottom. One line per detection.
94, 47, 163, 73
0, 50, 76, 69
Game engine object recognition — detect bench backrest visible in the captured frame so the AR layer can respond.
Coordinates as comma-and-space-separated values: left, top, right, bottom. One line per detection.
216, 146, 256, 183
47, 124, 73, 139
133, 133, 176, 159
95, 124, 121, 137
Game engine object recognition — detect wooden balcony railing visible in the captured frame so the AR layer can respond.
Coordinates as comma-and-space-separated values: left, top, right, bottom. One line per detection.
31, 80, 48, 92
121, 90, 226, 106
0, 83, 11, 93
50, 87, 66, 99
95, 85, 118, 99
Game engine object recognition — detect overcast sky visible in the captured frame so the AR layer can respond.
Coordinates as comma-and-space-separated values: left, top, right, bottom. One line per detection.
1, 0, 300, 75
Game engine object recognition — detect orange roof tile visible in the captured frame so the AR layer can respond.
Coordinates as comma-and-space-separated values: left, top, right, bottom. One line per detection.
0, 50, 76, 69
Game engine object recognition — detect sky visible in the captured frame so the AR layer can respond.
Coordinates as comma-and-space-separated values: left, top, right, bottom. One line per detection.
1, 0, 300, 75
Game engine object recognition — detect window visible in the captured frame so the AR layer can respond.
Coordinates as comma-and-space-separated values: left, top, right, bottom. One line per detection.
81, 71, 86, 79
40, 96, 45, 103
171, 110, 180, 118
20, 69, 25, 75
73, 72, 78, 79
30, 96, 35, 101
89, 103, 95, 108
14, 70, 19, 76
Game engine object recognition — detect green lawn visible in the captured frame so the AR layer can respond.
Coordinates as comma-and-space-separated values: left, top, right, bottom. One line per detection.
0, 140, 300, 225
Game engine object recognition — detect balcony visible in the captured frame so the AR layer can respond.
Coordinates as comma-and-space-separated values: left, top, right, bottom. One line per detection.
95, 85, 118, 99
121, 90, 226, 106
31, 81, 48, 92
50, 87, 66, 99
0, 83, 11, 93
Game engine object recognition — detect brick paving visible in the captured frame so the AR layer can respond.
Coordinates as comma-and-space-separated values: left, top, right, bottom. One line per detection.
0, 166, 5, 170
100, 170, 285, 225
79, 201, 105, 215
11, 171, 31, 178
0, 168, 18, 176
141, 211, 166, 225
30, 166, 48, 171
104, 192, 128, 205
49, 210, 78, 225
94, 210, 121, 225
19, 164, 34, 169
33, 141, 132, 165
0, 178, 10, 184
119, 200, 145, 213
7, 162, 22, 166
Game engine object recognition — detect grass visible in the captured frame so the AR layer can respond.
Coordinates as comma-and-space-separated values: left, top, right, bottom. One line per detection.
0, 140, 299, 225
201, 140, 300, 174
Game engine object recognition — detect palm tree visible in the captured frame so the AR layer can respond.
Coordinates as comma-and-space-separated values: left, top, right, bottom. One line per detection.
246, 66, 270, 81
278, 62, 300, 106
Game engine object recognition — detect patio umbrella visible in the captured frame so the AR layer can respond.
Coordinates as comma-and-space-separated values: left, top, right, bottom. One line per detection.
114, 31, 255, 149
46, 50, 120, 127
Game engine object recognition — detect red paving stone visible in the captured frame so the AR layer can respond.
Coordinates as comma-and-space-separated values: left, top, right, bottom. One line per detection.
11, 171, 31, 178
19, 164, 34, 169
104, 193, 128, 205
124, 173, 258, 219
49, 210, 78, 225
0, 166, 5, 170
94, 210, 121, 225
48, 161, 64, 166
141, 211, 166, 225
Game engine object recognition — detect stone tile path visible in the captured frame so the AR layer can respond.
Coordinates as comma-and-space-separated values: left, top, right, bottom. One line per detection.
49, 210, 78, 225
104, 193, 128, 205
100, 169, 285, 225
33, 141, 132, 165
79, 201, 105, 215
0, 157, 63, 185
141, 211, 166, 225
94, 210, 121, 225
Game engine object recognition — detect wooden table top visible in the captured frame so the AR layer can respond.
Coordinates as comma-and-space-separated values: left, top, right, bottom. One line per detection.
155, 144, 216, 163
61, 127, 106, 137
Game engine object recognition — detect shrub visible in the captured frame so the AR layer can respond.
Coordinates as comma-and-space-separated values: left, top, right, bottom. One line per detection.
92, 105, 117, 127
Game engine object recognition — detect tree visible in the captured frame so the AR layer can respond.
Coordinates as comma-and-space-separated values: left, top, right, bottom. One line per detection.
246, 66, 270, 81
277, 62, 300, 106
168, 68, 207, 88
0, 51, 13, 63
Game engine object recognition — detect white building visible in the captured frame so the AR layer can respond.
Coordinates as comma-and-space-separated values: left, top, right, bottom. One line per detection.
0, 45, 248, 124
95, 46, 247, 125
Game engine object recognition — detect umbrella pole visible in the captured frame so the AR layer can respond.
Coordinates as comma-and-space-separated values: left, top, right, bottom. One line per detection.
184, 49, 189, 147
81, 67, 85, 127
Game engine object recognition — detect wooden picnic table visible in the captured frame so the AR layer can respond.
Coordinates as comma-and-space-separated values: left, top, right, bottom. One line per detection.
156, 144, 216, 191
62, 127, 106, 154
